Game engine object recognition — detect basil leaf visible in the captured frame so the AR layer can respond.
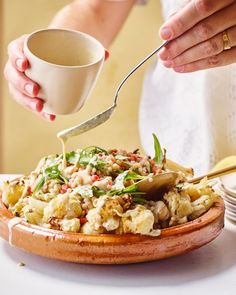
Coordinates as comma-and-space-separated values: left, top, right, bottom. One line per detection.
152, 133, 163, 165
66, 151, 80, 165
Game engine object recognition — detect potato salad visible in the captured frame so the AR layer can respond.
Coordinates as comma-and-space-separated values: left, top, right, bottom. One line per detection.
1, 135, 218, 236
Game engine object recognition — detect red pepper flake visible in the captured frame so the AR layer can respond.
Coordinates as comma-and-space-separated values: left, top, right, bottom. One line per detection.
110, 149, 117, 154
60, 184, 70, 194
27, 187, 32, 195
80, 217, 87, 224
91, 175, 100, 182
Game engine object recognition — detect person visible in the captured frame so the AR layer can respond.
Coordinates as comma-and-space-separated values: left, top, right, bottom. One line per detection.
4, 0, 236, 174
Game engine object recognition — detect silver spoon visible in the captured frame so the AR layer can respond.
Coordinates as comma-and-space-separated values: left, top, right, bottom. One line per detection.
57, 41, 169, 141
137, 164, 236, 200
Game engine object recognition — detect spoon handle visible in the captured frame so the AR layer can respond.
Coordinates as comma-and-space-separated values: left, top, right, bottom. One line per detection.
188, 164, 236, 184
113, 41, 169, 106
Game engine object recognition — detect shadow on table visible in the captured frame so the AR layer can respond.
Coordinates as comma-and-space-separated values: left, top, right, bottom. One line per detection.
3, 227, 236, 288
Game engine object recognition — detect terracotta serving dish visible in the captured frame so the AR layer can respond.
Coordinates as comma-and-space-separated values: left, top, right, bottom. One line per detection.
0, 195, 225, 264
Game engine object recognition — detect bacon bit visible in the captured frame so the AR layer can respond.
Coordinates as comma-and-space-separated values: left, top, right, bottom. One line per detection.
27, 187, 32, 195
151, 161, 163, 174
110, 149, 117, 154
60, 184, 70, 194
119, 163, 127, 170
91, 175, 100, 182
48, 217, 61, 230
130, 154, 138, 161
108, 179, 113, 186
80, 217, 87, 224
150, 159, 155, 166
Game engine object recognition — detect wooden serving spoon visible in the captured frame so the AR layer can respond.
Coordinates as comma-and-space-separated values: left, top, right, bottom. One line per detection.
137, 164, 236, 200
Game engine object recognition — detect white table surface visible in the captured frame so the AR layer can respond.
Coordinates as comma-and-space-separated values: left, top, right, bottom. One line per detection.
0, 174, 236, 295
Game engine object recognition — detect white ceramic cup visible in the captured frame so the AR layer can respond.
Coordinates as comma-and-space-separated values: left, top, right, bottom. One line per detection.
24, 28, 105, 115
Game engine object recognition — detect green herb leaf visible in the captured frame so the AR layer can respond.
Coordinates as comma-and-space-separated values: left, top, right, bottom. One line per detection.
44, 164, 67, 183
33, 164, 68, 195
89, 159, 106, 171
152, 133, 163, 165
109, 183, 145, 196
44, 164, 61, 179
124, 171, 146, 181
66, 151, 80, 165
92, 186, 106, 197
79, 146, 108, 165
32, 176, 45, 196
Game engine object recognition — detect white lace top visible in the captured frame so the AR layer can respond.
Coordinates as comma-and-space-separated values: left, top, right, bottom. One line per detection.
139, 0, 236, 174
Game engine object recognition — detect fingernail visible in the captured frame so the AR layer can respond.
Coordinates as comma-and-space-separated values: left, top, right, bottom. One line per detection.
28, 101, 37, 111
42, 113, 56, 121
15, 58, 24, 70
160, 27, 172, 40
105, 49, 109, 60
25, 84, 34, 95
174, 66, 185, 73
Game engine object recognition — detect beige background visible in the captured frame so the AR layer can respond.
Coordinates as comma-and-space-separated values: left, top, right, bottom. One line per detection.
0, 0, 163, 174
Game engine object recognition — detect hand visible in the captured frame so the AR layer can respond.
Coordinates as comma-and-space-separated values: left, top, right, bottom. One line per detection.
159, 0, 236, 73
4, 35, 56, 121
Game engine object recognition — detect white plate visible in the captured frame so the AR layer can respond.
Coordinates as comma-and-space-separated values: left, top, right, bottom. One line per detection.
215, 184, 236, 205
223, 199, 236, 213
225, 211, 236, 222
220, 173, 236, 197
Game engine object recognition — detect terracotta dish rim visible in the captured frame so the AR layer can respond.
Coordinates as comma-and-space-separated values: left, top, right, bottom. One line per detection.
0, 194, 224, 244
